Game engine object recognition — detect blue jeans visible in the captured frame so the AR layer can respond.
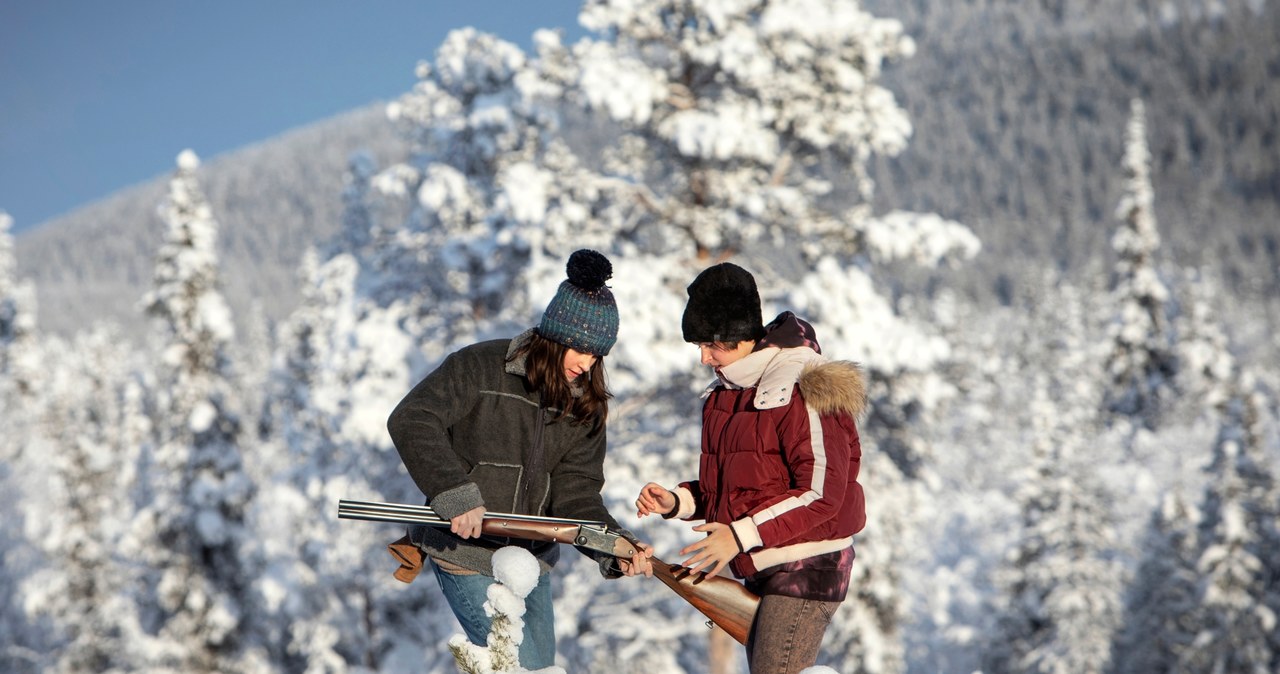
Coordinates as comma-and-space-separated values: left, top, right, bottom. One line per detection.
430, 559, 556, 669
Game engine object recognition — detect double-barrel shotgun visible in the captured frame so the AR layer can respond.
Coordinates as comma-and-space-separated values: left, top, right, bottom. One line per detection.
337, 498, 760, 644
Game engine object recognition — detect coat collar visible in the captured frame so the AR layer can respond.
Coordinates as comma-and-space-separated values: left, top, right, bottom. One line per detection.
705, 345, 825, 410
504, 328, 536, 377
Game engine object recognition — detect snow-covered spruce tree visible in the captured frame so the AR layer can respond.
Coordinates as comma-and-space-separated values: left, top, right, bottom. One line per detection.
983, 299, 1124, 674
136, 150, 262, 671
330, 153, 379, 262
1178, 372, 1279, 674
1103, 98, 1176, 430
0, 211, 40, 403
0, 211, 55, 673
252, 249, 453, 673
21, 326, 154, 673
1110, 491, 1202, 674
371, 27, 626, 355
984, 404, 1126, 673
1173, 267, 1235, 416
324, 151, 414, 282
812, 448, 913, 674
0, 209, 40, 470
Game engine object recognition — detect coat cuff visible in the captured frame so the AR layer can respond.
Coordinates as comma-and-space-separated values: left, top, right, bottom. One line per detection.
730, 517, 763, 552
429, 482, 484, 520
672, 486, 697, 520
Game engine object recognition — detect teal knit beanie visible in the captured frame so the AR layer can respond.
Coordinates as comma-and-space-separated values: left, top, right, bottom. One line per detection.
538, 250, 619, 356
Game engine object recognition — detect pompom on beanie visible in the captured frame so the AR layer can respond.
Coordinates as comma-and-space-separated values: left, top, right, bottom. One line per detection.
539, 250, 619, 356
681, 262, 765, 344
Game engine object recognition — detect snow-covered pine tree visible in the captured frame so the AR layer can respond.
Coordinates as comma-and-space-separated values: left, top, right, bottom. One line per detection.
1110, 490, 1202, 674
1178, 371, 1279, 673
0, 210, 39, 468
563, 0, 976, 263
0, 211, 54, 673
136, 150, 262, 671
331, 152, 379, 262
20, 326, 154, 673
1103, 98, 1177, 430
252, 249, 452, 672
372, 27, 621, 351
984, 287, 1124, 674
1173, 267, 1235, 415
326, 150, 416, 288
983, 381, 1125, 674
0, 211, 40, 403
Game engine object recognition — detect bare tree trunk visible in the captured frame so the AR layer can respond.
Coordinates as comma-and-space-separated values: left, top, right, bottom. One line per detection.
708, 626, 740, 674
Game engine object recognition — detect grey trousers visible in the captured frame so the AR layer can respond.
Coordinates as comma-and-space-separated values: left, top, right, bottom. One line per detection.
746, 594, 840, 674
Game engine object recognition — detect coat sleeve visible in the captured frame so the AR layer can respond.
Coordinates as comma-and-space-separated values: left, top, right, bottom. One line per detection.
674, 480, 705, 520
730, 391, 852, 550
386, 349, 485, 520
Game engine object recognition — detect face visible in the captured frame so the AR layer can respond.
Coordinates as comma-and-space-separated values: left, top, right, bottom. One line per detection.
563, 348, 598, 382
696, 341, 755, 369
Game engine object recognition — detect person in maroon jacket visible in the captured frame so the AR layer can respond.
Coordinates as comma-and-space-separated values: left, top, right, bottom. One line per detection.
635, 262, 867, 674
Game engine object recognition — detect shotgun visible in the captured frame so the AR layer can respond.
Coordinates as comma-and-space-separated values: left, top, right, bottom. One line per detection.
337, 498, 760, 644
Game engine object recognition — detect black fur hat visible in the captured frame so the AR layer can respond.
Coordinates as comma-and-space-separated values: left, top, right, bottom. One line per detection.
681, 262, 765, 344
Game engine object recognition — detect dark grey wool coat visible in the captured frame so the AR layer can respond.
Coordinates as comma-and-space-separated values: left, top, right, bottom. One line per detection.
387, 329, 623, 576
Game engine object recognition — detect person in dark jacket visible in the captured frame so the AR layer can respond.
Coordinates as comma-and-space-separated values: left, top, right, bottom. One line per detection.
388, 249, 651, 670
635, 262, 867, 674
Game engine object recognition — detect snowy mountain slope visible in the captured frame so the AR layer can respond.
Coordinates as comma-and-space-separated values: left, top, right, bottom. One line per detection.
13, 105, 405, 339
12, 0, 1279, 345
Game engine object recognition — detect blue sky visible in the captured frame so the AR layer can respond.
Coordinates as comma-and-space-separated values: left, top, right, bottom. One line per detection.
0, 1, 585, 234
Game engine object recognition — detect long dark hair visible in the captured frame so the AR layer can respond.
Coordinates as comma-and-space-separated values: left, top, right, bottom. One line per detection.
509, 330, 611, 432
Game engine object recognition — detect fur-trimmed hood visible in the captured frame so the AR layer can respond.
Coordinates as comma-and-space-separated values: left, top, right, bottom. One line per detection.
799, 359, 868, 420
710, 311, 867, 419
712, 346, 868, 419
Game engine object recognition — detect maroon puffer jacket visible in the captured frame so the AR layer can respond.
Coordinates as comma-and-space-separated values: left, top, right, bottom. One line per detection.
674, 315, 868, 579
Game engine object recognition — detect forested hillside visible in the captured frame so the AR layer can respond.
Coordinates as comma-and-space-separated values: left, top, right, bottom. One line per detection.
863, 0, 1280, 304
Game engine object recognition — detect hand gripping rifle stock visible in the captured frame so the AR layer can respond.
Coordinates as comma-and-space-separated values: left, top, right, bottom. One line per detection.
338, 499, 760, 644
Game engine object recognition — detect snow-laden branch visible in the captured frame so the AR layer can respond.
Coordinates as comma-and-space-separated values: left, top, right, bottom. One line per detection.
857, 210, 981, 267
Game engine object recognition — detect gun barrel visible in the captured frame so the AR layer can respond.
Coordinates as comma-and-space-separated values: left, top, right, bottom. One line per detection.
337, 499, 619, 551
337, 499, 604, 527
338, 500, 448, 525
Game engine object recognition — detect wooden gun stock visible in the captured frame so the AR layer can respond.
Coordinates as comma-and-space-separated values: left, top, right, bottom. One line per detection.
339, 499, 760, 644
648, 557, 759, 645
